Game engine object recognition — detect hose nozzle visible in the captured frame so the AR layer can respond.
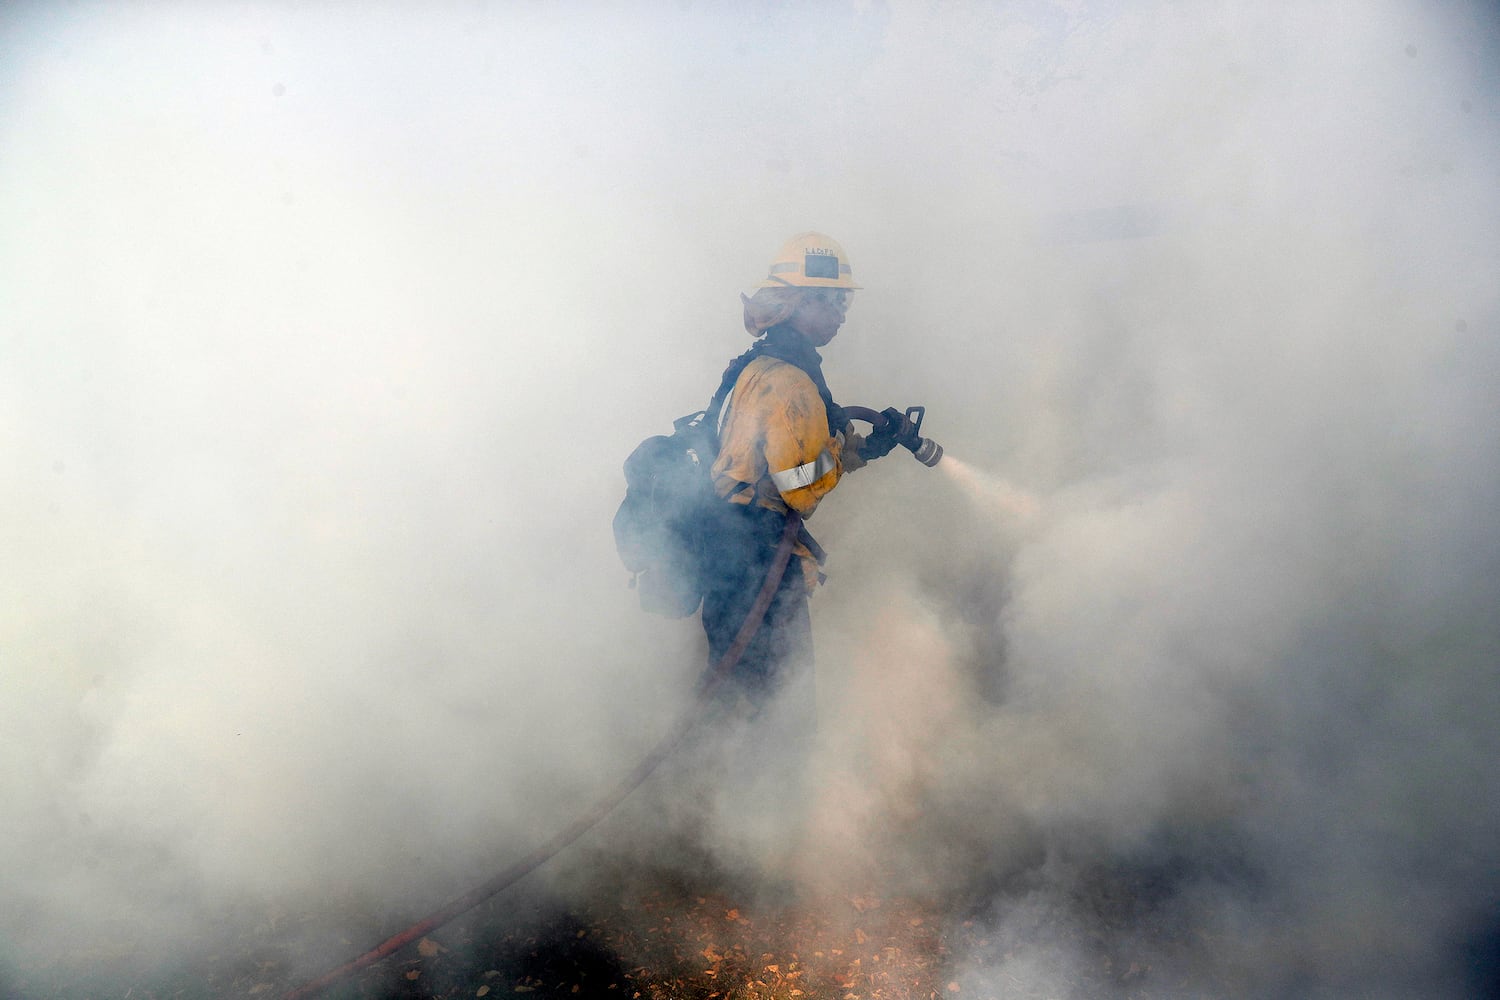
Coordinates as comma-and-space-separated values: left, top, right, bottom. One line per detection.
894, 406, 945, 467
907, 435, 944, 467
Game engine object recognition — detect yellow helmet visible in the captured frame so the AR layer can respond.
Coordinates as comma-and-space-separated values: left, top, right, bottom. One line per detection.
755, 231, 860, 290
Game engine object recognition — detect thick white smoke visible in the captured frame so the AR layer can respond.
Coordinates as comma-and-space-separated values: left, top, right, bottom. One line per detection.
2, 1, 1496, 996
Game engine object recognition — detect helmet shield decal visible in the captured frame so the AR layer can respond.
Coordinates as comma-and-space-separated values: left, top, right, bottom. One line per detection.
804, 253, 840, 280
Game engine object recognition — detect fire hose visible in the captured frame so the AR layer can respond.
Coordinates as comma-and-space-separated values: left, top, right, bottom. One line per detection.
283, 406, 942, 999
283, 514, 804, 1000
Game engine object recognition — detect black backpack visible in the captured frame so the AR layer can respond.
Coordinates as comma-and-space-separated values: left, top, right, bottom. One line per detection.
614, 340, 779, 617
612, 408, 724, 617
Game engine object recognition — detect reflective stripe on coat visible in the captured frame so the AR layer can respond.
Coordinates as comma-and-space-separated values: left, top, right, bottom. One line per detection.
712, 356, 869, 590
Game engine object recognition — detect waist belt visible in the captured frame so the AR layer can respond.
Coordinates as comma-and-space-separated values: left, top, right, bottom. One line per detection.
732, 496, 828, 567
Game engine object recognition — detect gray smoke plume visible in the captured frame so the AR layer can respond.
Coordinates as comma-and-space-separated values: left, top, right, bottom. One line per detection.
2, 1, 1496, 997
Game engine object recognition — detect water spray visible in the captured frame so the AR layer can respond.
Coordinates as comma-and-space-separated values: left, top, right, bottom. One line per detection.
939, 455, 1042, 521
845, 405, 1039, 520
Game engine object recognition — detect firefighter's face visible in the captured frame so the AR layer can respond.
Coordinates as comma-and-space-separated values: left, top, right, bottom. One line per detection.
788, 288, 851, 347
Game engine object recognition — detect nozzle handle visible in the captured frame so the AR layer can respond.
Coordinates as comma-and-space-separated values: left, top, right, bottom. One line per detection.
842, 404, 945, 468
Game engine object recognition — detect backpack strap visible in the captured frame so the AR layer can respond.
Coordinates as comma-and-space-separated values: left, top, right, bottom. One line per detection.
695, 343, 775, 504
705, 342, 767, 436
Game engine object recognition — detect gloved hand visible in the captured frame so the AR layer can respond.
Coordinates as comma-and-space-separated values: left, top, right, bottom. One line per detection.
859, 420, 899, 461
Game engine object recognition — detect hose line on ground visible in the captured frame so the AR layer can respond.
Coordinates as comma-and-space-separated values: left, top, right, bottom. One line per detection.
283, 512, 804, 1000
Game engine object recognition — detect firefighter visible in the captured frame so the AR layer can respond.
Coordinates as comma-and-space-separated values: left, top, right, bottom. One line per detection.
694, 234, 901, 858
702, 232, 900, 699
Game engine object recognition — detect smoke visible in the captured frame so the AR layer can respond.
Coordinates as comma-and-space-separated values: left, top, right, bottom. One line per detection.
2, 0, 1497, 996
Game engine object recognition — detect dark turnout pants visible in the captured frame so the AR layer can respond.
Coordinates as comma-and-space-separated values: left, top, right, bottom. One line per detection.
700, 503, 813, 704
693, 502, 817, 883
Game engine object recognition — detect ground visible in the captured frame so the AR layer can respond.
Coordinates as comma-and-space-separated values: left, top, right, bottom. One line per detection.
268, 884, 1003, 1000
8, 857, 1246, 1000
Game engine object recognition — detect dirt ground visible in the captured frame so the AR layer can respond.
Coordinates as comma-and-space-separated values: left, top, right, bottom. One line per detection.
9, 854, 1244, 1000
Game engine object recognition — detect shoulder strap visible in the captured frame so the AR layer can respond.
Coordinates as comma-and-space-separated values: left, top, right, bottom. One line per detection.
703, 340, 771, 438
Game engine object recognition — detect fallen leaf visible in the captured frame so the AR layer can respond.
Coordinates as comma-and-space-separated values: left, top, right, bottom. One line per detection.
405, 970, 420, 981
477, 988, 490, 998
418, 937, 444, 957
947, 982, 961, 992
